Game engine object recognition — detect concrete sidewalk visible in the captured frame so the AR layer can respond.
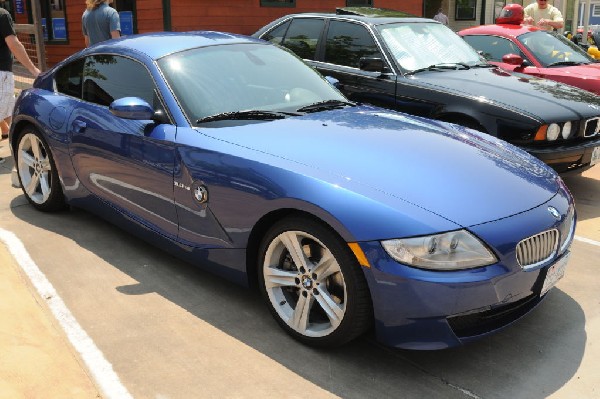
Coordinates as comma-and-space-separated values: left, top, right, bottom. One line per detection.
0, 242, 101, 399
0, 140, 100, 398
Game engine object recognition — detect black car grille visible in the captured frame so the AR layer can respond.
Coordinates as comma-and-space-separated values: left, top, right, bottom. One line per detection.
584, 117, 600, 137
447, 294, 542, 338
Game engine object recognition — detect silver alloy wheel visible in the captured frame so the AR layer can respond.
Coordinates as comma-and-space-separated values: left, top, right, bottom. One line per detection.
263, 230, 347, 337
17, 132, 52, 205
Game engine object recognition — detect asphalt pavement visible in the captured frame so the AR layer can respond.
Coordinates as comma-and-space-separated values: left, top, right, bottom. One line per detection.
1, 137, 599, 399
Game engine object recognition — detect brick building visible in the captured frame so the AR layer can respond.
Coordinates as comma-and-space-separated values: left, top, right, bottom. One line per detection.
3, 1, 424, 67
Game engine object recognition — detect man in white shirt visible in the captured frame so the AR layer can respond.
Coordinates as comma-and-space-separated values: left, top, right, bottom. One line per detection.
523, 0, 564, 31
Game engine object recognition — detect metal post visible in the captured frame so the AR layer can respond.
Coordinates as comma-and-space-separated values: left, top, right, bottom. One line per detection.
29, 0, 47, 71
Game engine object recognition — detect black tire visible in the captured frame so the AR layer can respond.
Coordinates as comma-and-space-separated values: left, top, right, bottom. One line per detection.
258, 216, 372, 347
15, 126, 66, 212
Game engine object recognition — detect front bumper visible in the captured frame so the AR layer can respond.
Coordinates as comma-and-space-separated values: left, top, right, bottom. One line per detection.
359, 189, 575, 350
523, 139, 600, 173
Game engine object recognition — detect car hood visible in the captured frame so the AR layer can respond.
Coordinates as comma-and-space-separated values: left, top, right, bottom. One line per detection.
548, 63, 600, 78
409, 67, 600, 121
199, 106, 560, 227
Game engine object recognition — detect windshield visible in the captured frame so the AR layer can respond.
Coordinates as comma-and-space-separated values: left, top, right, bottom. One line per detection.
157, 43, 347, 126
376, 22, 483, 72
519, 31, 595, 67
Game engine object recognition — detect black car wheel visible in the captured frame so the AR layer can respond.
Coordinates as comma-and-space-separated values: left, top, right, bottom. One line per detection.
16, 126, 66, 211
258, 216, 372, 347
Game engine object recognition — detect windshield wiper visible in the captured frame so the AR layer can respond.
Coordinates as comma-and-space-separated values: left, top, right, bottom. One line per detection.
196, 110, 298, 123
296, 100, 355, 113
471, 63, 496, 68
546, 61, 588, 67
405, 63, 471, 76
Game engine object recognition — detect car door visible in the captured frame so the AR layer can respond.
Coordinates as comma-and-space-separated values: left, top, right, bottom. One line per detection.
67, 54, 179, 239
313, 20, 398, 110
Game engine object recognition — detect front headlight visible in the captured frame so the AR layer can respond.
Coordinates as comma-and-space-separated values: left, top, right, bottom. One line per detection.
546, 123, 560, 141
561, 121, 572, 139
381, 230, 497, 270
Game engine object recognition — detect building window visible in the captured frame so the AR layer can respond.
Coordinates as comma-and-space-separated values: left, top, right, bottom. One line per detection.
594, 4, 600, 17
456, 0, 476, 21
346, 0, 373, 6
41, 0, 68, 42
0, 0, 14, 19
261, 0, 295, 7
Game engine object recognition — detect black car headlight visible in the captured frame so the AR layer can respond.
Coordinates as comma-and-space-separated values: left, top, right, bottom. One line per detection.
546, 123, 560, 141
382, 230, 497, 270
561, 121, 572, 139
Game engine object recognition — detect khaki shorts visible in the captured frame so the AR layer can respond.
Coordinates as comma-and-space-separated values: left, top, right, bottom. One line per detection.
0, 71, 15, 121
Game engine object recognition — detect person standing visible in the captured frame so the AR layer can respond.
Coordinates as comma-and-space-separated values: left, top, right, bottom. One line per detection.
523, 0, 564, 31
82, 0, 120, 47
433, 8, 449, 26
0, 7, 40, 163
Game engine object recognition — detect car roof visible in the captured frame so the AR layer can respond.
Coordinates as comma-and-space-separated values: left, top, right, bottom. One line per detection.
459, 24, 544, 39
270, 7, 435, 26
84, 31, 265, 60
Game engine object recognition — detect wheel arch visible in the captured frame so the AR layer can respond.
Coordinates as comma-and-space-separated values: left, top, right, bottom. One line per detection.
436, 112, 489, 134
9, 116, 41, 155
245, 208, 359, 290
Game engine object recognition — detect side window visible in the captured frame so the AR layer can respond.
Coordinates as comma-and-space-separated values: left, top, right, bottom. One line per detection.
55, 58, 85, 98
463, 35, 523, 62
82, 55, 156, 107
281, 18, 324, 60
41, 0, 68, 42
324, 21, 382, 68
262, 20, 291, 45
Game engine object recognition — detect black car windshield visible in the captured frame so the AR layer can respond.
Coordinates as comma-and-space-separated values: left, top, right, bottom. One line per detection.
519, 31, 594, 67
157, 43, 347, 126
376, 22, 483, 73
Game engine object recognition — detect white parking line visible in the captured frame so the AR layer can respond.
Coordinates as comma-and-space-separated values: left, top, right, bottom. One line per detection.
575, 235, 600, 247
0, 228, 132, 399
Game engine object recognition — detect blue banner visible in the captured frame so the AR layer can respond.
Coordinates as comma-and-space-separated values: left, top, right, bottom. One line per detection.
41, 18, 48, 40
15, 0, 24, 14
119, 11, 133, 36
52, 18, 67, 40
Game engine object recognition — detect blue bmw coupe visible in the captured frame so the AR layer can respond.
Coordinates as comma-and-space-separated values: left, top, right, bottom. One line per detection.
9, 32, 575, 350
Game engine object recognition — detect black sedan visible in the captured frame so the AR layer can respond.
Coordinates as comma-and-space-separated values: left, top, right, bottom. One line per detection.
254, 7, 600, 173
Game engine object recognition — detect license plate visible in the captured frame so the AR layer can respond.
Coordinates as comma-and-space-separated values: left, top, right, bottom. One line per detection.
541, 252, 569, 296
591, 146, 600, 166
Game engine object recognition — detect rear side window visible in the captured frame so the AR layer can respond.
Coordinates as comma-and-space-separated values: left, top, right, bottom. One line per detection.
262, 20, 291, 44
462, 35, 524, 62
82, 55, 156, 107
324, 21, 382, 68
55, 58, 85, 99
280, 18, 325, 60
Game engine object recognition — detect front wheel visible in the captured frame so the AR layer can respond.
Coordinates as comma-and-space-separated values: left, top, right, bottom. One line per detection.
258, 216, 372, 347
16, 126, 66, 211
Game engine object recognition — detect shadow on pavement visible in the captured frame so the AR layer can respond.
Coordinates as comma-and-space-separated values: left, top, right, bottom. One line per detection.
9, 200, 587, 399
562, 173, 600, 222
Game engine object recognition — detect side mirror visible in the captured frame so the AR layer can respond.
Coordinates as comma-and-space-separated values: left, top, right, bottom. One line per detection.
359, 56, 386, 73
325, 76, 341, 88
502, 53, 524, 66
109, 97, 155, 120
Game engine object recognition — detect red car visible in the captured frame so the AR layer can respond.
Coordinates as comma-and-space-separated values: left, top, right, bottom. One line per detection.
459, 23, 600, 95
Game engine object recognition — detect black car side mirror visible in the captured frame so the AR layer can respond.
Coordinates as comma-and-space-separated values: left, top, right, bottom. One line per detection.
359, 57, 389, 73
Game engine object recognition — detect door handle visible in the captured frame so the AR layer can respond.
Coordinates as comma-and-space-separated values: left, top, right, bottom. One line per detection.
73, 120, 87, 133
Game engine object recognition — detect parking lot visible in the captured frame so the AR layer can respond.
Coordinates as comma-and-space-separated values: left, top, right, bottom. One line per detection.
0, 144, 599, 398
